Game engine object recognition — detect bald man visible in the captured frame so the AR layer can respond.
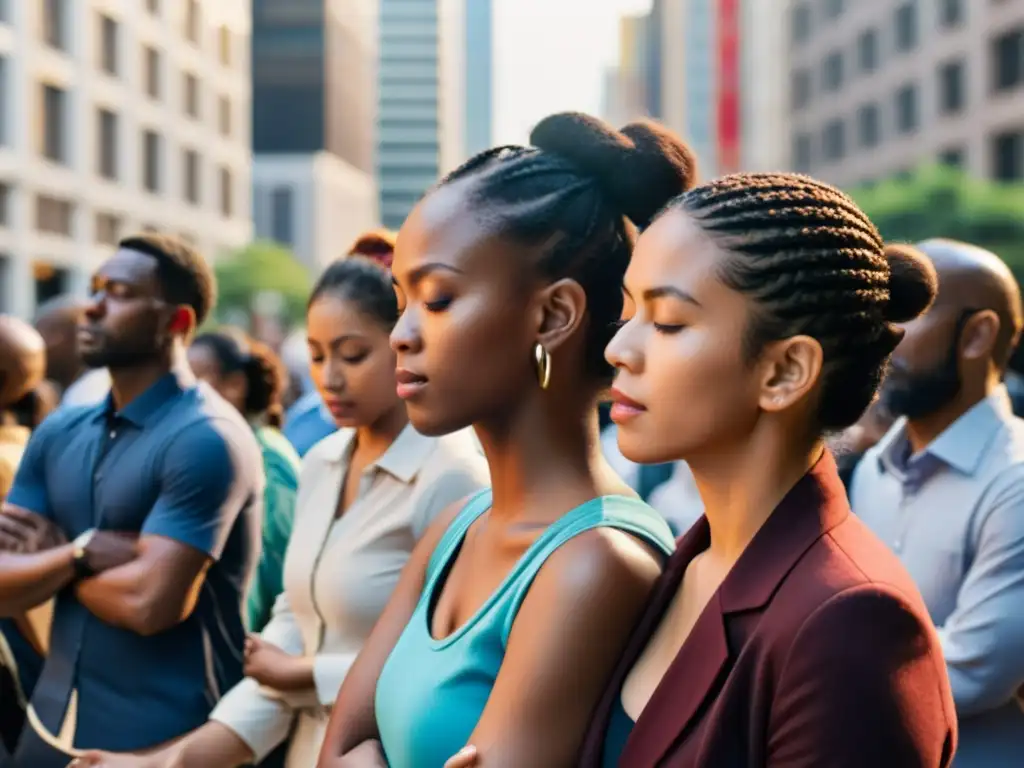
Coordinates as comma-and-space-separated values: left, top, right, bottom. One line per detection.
33, 295, 109, 407
851, 239, 1024, 767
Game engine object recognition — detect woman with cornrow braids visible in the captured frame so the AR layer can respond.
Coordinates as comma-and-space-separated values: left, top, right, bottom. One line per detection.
570, 172, 958, 767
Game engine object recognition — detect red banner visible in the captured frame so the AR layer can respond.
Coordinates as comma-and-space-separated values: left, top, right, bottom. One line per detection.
717, 0, 741, 173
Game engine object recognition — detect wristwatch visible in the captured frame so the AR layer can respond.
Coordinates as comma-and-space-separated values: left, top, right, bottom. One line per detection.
72, 528, 97, 578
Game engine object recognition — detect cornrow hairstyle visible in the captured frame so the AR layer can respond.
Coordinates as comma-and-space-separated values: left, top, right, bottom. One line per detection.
119, 233, 217, 326
308, 256, 399, 330
348, 229, 397, 268
192, 330, 287, 428
435, 112, 698, 381
664, 173, 937, 431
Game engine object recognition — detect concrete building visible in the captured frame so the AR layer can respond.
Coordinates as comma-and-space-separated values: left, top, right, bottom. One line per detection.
251, 0, 378, 269
377, 0, 466, 230
787, 0, 1024, 187
464, 0, 492, 157
0, 0, 252, 319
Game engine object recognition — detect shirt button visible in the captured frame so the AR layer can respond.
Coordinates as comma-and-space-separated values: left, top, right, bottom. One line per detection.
893, 540, 903, 552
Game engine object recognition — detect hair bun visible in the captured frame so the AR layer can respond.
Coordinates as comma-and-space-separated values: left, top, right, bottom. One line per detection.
529, 112, 698, 228
883, 244, 938, 323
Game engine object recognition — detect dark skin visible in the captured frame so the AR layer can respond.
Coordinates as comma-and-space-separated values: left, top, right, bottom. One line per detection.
883, 239, 1023, 453
34, 299, 89, 392
318, 176, 663, 768
78, 295, 412, 768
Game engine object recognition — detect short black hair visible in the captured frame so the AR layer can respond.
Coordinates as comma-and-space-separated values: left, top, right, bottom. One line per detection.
192, 329, 287, 428
436, 112, 697, 381
119, 233, 217, 326
665, 173, 937, 431
308, 256, 398, 330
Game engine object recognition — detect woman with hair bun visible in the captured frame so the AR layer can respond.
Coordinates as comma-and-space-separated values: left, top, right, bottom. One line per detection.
187, 329, 300, 632
573, 174, 958, 766
317, 112, 695, 768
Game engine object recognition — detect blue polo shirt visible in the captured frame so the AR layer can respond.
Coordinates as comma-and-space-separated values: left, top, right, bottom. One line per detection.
6, 370, 264, 755
282, 390, 336, 457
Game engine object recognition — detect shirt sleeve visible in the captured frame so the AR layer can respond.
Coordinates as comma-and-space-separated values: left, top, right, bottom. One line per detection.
937, 478, 1024, 716
4, 414, 61, 519
141, 422, 251, 559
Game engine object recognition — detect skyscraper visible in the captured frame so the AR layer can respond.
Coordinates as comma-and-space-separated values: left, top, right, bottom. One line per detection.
464, 0, 493, 157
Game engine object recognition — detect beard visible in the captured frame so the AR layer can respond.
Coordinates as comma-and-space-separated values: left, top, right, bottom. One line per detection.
881, 338, 962, 421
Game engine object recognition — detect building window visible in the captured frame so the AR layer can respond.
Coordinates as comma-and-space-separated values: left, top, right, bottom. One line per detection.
0, 56, 7, 146
97, 108, 118, 180
143, 130, 161, 193
895, 84, 919, 134
894, 2, 917, 53
40, 84, 67, 164
219, 167, 232, 217
939, 0, 963, 28
939, 147, 965, 168
992, 130, 1024, 181
992, 29, 1024, 93
184, 73, 200, 118
42, 0, 68, 51
35, 195, 73, 236
95, 212, 121, 245
857, 28, 878, 73
144, 47, 161, 100
791, 3, 811, 45
822, 51, 844, 92
0, 183, 9, 227
99, 14, 118, 75
938, 60, 966, 114
823, 0, 844, 20
185, 0, 200, 44
822, 119, 846, 163
271, 187, 293, 245
146, 0, 159, 14
857, 103, 881, 148
218, 26, 231, 66
218, 95, 231, 137
791, 70, 811, 110
183, 149, 200, 204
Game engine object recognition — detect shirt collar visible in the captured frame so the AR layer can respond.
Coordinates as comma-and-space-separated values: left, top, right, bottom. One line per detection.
323, 422, 434, 484
93, 367, 196, 428
876, 386, 1012, 477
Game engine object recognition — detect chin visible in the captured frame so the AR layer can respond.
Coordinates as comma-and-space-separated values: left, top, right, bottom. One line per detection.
617, 431, 679, 467
406, 403, 466, 438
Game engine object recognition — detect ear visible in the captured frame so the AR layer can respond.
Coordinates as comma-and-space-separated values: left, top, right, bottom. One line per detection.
169, 305, 197, 338
757, 335, 824, 414
960, 310, 999, 362
534, 278, 587, 353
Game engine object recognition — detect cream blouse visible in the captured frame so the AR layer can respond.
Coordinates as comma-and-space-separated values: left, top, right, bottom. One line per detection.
209, 424, 488, 767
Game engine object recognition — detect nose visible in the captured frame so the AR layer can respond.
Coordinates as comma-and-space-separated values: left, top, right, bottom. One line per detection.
605, 317, 643, 374
83, 292, 105, 322
323, 359, 347, 394
390, 306, 422, 355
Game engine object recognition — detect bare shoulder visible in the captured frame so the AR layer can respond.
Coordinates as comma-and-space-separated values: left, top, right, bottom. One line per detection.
415, 492, 481, 556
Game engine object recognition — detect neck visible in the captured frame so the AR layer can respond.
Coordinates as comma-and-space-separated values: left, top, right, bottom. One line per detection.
475, 391, 613, 523
353, 402, 409, 462
690, 426, 823, 565
58, 364, 88, 393
108, 348, 178, 410
906, 371, 998, 454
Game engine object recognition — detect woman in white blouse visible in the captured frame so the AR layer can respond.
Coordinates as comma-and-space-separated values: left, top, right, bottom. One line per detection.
79, 257, 488, 768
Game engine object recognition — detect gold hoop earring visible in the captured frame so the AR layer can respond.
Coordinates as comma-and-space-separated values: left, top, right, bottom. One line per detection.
534, 343, 552, 390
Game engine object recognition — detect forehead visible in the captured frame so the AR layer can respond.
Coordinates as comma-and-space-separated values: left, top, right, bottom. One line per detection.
94, 248, 161, 289
307, 293, 385, 338
626, 209, 722, 294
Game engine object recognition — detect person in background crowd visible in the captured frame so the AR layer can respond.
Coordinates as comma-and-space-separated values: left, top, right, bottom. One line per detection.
80, 257, 488, 768
283, 231, 398, 458
577, 173, 955, 767
188, 330, 301, 634
852, 238, 1024, 767
319, 112, 691, 768
33, 296, 111, 407
1003, 342, 1024, 416
0, 315, 48, 760
0, 233, 264, 767
834, 396, 895, 490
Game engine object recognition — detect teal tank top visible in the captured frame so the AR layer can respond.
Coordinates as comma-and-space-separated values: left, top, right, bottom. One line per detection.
374, 490, 675, 768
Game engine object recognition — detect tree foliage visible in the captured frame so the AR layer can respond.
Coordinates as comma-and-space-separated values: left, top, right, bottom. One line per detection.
848, 165, 1024, 276
213, 241, 311, 325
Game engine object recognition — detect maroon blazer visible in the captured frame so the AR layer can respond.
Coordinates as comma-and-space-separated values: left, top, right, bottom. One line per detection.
579, 452, 957, 768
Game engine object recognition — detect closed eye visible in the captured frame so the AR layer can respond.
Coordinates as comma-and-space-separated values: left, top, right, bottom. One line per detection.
653, 323, 685, 334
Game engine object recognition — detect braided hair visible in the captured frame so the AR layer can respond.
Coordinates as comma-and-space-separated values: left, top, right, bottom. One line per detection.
192, 330, 288, 428
309, 256, 398, 331
436, 112, 697, 381
664, 172, 937, 430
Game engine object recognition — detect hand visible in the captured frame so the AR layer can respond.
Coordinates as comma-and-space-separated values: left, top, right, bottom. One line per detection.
336, 740, 388, 768
83, 531, 139, 574
70, 751, 170, 768
0, 506, 66, 553
444, 745, 480, 768
244, 634, 313, 692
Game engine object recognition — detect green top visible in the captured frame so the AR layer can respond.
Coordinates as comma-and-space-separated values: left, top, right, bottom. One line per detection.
245, 425, 301, 632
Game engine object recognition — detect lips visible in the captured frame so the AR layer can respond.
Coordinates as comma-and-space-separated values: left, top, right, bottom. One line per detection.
324, 399, 357, 419
396, 368, 428, 400
608, 387, 646, 424
76, 326, 102, 346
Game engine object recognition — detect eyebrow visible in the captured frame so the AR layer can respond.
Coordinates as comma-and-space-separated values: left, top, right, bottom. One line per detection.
308, 333, 366, 348
393, 262, 464, 287
642, 286, 702, 307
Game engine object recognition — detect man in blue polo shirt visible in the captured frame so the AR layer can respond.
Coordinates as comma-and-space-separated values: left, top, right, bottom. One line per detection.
0, 233, 263, 766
